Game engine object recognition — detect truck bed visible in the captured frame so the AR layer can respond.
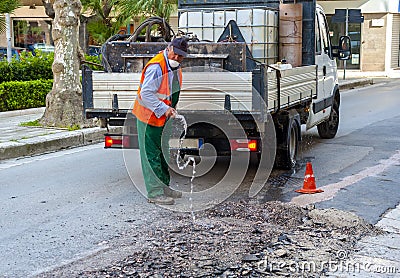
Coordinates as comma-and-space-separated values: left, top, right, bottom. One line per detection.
83, 65, 317, 121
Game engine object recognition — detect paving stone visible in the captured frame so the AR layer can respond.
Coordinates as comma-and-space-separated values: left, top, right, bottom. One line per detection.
383, 205, 400, 221
355, 234, 400, 263
376, 217, 400, 234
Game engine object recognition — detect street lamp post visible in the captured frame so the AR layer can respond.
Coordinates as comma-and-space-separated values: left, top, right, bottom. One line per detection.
6, 13, 12, 63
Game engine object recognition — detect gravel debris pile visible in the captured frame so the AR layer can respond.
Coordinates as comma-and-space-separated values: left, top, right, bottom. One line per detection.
42, 201, 379, 278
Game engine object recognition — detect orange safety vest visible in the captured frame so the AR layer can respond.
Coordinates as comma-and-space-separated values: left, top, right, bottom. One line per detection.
133, 51, 182, 127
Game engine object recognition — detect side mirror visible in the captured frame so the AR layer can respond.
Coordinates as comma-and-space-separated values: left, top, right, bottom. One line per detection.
334, 35, 352, 60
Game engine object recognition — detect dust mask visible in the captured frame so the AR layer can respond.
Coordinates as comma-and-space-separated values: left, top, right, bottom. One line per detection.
168, 59, 180, 68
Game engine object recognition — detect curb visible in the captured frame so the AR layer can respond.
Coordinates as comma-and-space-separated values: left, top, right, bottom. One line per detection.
0, 107, 45, 119
0, 127, 121, 161
339, 78, 374, 90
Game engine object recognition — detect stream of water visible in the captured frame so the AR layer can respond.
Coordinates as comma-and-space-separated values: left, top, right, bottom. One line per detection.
174, 114, 196, 222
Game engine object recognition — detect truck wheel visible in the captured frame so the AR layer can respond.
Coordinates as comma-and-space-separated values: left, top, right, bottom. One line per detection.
275, 120, 299, 169
317, 106, 339, 139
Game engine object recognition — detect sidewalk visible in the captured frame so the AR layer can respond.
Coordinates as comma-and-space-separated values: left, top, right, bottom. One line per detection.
0, 77, 377, 161
0, 107, 111, 160
331, 203, 400, 277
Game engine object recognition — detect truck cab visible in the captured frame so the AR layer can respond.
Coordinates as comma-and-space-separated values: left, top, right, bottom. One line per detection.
310, 5, 350, 138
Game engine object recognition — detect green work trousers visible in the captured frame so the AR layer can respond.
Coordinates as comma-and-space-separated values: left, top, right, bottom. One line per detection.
137, 119, 170, 198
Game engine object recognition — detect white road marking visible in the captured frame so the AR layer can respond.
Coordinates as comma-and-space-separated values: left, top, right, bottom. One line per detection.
291, 150, 400, 206
29, 245, 110, 277
0, 144, 103, 171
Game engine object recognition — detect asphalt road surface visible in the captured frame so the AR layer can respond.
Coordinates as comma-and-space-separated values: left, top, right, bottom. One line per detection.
0, 79, 399, 277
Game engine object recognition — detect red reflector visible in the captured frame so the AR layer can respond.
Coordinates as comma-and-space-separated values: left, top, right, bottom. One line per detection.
113, 139, 123, 145
230, 140, 244, 151
248, 140, 257, 151
105, 136, 122, 148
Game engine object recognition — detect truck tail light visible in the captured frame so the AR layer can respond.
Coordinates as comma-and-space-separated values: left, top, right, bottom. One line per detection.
230, 139, 258, 152
105, 135, 122, 148
104, 133, 139, 149
248, 140, 258, 151
105, 135, 130, 148
105, 136, 113, 148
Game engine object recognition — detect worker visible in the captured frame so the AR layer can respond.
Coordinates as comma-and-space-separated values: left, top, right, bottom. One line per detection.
133, 37, 188, 205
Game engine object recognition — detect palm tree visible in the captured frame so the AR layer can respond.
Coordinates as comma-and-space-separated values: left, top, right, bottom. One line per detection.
81, 0, 118, 45
84, 0, 177, 44
42, 0, 177, 49
114, 0, 176, 22
112, 0, 176, 32
42, 0, 116, 49
0, 0, 21, 33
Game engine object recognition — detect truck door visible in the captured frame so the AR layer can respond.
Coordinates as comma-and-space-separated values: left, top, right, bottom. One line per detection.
307, 8, 336, 129
317, 9, 336, 101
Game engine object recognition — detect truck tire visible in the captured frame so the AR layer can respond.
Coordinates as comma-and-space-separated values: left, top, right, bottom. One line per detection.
317, 105, 339, 139
275, 119, 299, 169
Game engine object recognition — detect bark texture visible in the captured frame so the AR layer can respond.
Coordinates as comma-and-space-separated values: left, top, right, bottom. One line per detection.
40, 0, 89, 128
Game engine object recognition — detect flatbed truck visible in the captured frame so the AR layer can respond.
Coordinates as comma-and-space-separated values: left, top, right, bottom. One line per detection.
82, 0, 351, 169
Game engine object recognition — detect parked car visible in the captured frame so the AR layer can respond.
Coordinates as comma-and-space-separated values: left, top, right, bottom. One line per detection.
88, 45, 101, 56
0, 47, 25, 60
31, 43, 54, 54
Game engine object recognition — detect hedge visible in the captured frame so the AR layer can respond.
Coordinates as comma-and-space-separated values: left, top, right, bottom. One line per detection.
0, 51, 102, 83
0, 51, 53, 83
0, 51, 102, 112
0, 79, 53, 111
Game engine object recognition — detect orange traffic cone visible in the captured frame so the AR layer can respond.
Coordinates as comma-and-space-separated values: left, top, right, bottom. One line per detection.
295, 162, 324, 194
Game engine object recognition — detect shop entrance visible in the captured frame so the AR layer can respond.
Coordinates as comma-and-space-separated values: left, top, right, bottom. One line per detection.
327, 17, 361, 69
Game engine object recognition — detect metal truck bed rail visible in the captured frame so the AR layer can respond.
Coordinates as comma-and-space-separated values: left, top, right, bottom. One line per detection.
82, 65, 317, 119
267, 65, 317, 111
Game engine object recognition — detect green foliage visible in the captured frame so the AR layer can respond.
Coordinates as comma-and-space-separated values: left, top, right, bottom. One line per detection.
0, 51, 101, 112
81, 0, 111, 19
87, 20, 115, 45
81, 0, 117, 45
0, 0, 21, 33
114, 0, 176, 22
68, 124, 81, 131
14, 20, 29, 34
0, 51, 53, 83
83, 54, 103, 71
0, 0, 21, 14
81, 0, 176, 44
0, 60, 13, 81
0, 79, 53, 111
20, 119, 41, 127
0, 50, 101, 82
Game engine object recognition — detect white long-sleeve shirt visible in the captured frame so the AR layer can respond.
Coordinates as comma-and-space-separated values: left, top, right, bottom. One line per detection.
139, 50, 181, 118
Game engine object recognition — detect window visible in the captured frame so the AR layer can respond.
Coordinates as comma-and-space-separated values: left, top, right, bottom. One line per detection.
315, 15, 322, 54
317, 11, 331, 58
13, 20, 53, 52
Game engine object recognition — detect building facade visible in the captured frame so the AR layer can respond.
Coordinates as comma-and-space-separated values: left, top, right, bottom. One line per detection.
0, 0, 52, 51
319, 0, 400, 75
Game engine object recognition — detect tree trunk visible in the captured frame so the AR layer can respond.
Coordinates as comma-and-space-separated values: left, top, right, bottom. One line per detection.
40, 0, 89, 128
